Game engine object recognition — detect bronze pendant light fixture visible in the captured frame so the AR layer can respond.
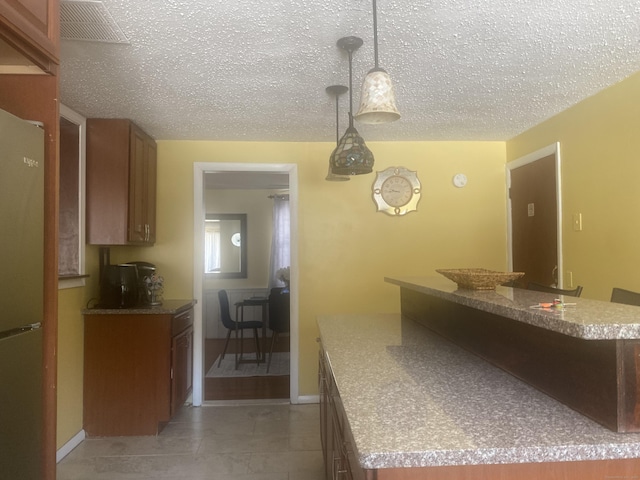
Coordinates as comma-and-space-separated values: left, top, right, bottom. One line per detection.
325, 85, 351, 182
355, 0, 400, 124
330, 36, 375, 176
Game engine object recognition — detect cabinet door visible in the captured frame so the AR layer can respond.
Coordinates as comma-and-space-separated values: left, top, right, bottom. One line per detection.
129, 126, 147, 243
0, 0, 59, 73
145, 139, 157, 243
128, 124, 157, 244
171, 326, 193, 417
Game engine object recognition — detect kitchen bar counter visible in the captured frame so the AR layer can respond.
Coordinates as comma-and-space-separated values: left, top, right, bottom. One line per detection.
385, 276, 640, 340
384, 276, 640, 434
82, 299, 195, 315
317, 313, 640, 473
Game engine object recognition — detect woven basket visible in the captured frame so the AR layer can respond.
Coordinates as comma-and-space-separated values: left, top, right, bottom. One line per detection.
436, 268, 524, 290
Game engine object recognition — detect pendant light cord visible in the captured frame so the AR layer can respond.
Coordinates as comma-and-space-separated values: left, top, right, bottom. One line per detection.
373, 0, 379, 69
335, 94, 340, 144
348, 48, 354, 128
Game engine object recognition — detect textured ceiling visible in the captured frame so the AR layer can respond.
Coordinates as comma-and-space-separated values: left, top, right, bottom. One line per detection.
59, 0, 640, 142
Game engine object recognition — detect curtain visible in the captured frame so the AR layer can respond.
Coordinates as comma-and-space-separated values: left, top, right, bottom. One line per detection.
204, 226, 221, 273
268, 194, 290, 290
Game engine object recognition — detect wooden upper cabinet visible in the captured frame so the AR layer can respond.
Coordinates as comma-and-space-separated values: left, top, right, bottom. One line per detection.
0, 0, 60, 74
87, 119, 157, 246
128, 124, 157, 244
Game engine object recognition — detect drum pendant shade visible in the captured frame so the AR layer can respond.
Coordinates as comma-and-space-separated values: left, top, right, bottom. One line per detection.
356, 68, 400, 124
354, 0, 400, 124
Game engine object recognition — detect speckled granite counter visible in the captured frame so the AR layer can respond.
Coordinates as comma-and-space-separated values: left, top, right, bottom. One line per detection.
385, 276, 640, 340
317, 313, 640, 470
82, 299, 195, 316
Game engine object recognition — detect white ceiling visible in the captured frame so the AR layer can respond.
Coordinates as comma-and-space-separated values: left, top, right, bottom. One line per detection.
59, 0, 640, 143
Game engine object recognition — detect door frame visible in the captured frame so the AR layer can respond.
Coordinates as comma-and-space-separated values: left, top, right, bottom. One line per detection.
506, 142, 564, 287
192, 162, 299, 406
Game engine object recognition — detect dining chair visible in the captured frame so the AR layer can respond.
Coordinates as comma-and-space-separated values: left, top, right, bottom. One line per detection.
610, 287, 640, 306
267, 287, 290, 373
217, 289, 263, 369
526, 282, 583, 297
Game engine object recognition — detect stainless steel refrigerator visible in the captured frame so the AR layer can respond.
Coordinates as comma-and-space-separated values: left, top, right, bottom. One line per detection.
0, 108, 44, 479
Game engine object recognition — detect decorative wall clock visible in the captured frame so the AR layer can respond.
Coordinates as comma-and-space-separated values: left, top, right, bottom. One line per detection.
372, 167, 421, 216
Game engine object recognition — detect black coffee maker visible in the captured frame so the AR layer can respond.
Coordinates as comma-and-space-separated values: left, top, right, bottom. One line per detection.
99, 263, 140, 308
128, 261, 157, 306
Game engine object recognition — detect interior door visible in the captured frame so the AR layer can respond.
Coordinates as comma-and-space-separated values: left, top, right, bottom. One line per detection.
509, 152, 559, 287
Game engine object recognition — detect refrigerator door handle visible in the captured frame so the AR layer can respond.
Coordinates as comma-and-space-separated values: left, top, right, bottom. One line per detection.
0, 322, 42, 339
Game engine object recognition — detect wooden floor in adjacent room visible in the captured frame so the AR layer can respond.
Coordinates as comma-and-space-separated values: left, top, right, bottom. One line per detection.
204, 336, 290, 401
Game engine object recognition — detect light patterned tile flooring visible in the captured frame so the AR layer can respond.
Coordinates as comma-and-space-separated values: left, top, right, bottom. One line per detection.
57, 403, 324, 480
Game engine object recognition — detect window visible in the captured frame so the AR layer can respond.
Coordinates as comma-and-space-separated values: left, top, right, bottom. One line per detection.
58, 104, 86, 288
204, 222, 221, 273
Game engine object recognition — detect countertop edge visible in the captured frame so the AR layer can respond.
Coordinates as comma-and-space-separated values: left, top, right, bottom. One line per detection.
385, 276, 640, 340
82, 299, 196, 315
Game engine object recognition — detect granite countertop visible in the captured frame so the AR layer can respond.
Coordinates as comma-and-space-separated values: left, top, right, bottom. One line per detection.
385, 275, 640, 340
317, 313, 640, 470
82, 299, 195, 315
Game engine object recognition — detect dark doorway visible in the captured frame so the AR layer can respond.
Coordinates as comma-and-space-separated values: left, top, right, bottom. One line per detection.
509, 148, 560, 287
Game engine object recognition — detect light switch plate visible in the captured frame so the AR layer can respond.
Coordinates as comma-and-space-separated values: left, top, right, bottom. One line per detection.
572, 213, 583, 231
527, 203, 535, 217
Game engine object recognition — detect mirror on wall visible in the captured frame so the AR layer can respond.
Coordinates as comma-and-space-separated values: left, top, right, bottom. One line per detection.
204, 213, 247, 278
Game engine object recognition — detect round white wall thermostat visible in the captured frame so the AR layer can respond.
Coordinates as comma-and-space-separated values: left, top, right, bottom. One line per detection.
453, 173, 467, 188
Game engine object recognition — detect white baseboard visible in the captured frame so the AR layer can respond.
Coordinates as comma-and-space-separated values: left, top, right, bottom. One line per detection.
56, 429, 85, 463
295, 394, 319, 404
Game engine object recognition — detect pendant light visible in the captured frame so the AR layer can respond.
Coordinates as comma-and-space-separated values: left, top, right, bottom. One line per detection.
330, 36, 375, 176
354, 0, 400, 124
325, 85, 350, 182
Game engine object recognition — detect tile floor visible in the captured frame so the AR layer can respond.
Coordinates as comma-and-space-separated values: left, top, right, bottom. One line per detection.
57, 402, 325, 480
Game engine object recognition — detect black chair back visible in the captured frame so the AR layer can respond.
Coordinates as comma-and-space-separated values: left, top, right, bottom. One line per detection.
268, 287, 290, 333
527, 282, 583, 297
217, 289, 235, 329
611, 287, 640, 306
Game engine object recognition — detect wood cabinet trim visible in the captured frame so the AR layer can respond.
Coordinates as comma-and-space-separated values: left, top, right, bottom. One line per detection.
0, 0, 60, 73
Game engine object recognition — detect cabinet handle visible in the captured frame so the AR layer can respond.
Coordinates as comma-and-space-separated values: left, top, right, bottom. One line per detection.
332, 456, 347, 479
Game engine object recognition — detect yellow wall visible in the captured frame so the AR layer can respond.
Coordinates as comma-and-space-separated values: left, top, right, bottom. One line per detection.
56, 139, 508, 448
507, 71, 640, 300
138, 140, 506, 396
56, 245, 99, 448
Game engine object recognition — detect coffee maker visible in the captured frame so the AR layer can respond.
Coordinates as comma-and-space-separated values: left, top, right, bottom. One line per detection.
128, 261, 157, 306
99, 263, 140, 308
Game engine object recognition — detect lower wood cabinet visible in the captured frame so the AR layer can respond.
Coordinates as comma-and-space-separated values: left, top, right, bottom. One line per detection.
319, 347, 366, 480
170, 323, 193, 417
83, 306, 193, 436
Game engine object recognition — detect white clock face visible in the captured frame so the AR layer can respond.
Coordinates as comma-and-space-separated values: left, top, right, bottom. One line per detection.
372, 167, 421, 216
381, 176, 413, 207
231, 232, 241, 247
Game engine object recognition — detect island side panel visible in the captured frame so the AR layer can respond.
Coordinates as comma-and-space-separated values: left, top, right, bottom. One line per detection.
621, 340, 640, 431
399, 287, 630, 432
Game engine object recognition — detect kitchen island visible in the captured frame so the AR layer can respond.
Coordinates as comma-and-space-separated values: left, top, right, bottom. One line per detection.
82, 299, 195, 436
387, 276, 640, 434
317, 278, 640, 479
